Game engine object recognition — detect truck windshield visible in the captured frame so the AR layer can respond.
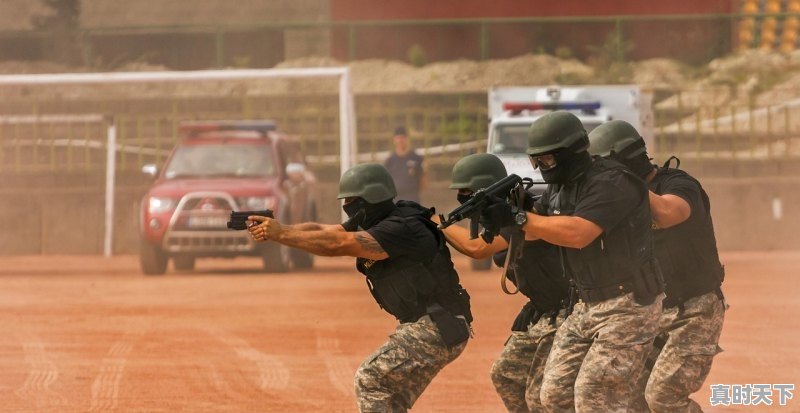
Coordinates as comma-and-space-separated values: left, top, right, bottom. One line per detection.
164, 144, 276, 179
492, 121, 602, 154
491, 125, 531, 154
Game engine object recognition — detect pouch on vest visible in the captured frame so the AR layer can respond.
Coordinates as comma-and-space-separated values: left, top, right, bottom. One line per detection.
429, 307, 470, 348
452, 286, 473, 324
367, 262, 435, 322
631, 257, 665, 305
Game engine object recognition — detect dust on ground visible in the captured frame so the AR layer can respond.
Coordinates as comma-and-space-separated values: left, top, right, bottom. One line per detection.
0, 251, 796, 412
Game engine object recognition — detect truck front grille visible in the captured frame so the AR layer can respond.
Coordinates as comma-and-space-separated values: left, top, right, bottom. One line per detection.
163, 231, 254, 253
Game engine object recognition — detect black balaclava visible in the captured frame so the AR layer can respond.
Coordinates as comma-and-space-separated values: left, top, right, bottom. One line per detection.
457, 193, 471, 205
342, 198, 396, 231
539, 137, 593, 185
610, 139, 654, 179
541, 150, 592, 184
626, 153, 655, 179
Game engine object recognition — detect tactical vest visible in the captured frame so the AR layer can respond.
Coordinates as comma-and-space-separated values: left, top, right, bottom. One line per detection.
650, 167, 724, 307
356, 201, 473, 324
493, 240, 570, 313
539, 158, 663, 303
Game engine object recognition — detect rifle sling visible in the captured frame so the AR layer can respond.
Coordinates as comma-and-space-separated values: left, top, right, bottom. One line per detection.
500, 229, 523, 295
500, 183, 527, 295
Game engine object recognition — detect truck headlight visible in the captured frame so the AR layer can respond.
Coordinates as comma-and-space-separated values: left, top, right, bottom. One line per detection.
148, 197, 176, 214
237, 196, 276, 211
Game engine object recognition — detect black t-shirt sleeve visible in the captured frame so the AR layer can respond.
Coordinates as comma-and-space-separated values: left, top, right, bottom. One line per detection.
573, 171, 643, 232
366, 216, 437, 260
533, 187, 550, 215
658, 173, 706, 218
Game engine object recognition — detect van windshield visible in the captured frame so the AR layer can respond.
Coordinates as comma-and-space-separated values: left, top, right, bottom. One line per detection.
164, 144, 276, 179
491, 121, 602, 154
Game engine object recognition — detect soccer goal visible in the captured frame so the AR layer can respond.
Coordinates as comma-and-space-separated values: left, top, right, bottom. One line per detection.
0, 68, 357, 257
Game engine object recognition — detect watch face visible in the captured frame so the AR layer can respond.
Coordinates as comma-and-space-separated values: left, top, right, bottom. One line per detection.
514, 212, 527, 225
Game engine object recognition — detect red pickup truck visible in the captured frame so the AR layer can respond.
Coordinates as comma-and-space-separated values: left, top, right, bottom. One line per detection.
139, 120, 317, 275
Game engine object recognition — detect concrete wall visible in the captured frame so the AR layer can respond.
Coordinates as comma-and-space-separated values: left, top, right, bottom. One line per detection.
330, 0, 736, 64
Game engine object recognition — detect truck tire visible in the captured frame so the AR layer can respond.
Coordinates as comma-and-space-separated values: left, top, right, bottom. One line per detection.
261, 243, 290, 273
140, 241, 168, 275
471, 257, 493, 271
174, 256, 195, 271
290, 248, 314, 269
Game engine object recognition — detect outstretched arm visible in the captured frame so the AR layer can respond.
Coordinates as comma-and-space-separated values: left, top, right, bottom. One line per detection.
431, 215, 507, 259
288, 222, 346, 232
249, 216, 388, 260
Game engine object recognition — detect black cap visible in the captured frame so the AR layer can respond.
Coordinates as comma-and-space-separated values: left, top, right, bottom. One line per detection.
393, 126, 407, 136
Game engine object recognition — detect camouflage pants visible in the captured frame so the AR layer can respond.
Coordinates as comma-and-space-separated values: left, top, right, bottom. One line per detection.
490, 310, 567, 413
540, 293, 663, 413
628, 291, 726, 413
354, 315, 468, 413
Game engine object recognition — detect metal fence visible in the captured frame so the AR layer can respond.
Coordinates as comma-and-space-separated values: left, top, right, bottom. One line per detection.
1, 89, 799, 178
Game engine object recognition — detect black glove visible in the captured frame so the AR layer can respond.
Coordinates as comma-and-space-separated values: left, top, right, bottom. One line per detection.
479, 197, 516, 236
523, 191, 540, 211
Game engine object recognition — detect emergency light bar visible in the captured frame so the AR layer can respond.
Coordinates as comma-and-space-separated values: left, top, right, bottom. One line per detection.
179, 120, 278, 136
503, 101, 601, 113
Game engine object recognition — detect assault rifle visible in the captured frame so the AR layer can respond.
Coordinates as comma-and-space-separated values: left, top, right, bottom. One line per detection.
438, 174, 525, 244
227, 209, 274, 230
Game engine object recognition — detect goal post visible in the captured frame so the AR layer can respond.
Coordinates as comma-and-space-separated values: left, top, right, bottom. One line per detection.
0, 68, 357, 257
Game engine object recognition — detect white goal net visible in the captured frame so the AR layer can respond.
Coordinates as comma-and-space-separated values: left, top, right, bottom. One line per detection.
0, 68, 357, 257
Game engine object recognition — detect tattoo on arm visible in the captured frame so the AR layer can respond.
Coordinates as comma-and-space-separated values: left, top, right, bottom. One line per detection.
355, 232, 386, 254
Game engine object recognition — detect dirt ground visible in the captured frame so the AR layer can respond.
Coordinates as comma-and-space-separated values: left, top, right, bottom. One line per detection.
0, 251, 797, 413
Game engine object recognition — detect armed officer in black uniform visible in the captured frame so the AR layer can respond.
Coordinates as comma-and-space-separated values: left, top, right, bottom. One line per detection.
437, 153, 568, 412
589, 120, 726, 413
248, 163, 471, 413
479, 111, 665, 412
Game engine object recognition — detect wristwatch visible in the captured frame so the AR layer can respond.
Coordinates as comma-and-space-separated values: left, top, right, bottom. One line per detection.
514, 210, 528, 226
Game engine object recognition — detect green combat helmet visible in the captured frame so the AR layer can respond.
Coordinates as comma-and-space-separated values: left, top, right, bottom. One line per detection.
449, 153, 508, 191
337, 163, 397, 203
527, 111, 589, 156
587, 120, 646, 159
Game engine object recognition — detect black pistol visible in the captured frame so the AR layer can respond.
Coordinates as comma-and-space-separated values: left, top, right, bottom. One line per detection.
227, 209, 274, 230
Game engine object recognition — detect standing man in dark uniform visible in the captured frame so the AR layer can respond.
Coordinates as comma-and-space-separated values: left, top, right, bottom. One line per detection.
384, 126, 427, 203
248, 163, 471, 413
480, 111, 664, 412
438, 153, 570, 412
588, 120, 726, 413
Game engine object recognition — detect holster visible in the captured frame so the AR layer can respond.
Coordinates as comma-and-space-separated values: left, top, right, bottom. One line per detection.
452, 286, 474, 324
510, 301, 541, 332
429, 306, 470, 348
